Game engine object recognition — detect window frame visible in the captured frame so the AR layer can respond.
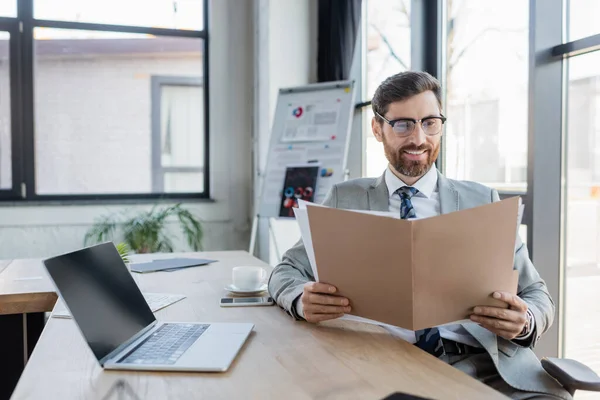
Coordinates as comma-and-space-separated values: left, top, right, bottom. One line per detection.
1, 0, 210, 202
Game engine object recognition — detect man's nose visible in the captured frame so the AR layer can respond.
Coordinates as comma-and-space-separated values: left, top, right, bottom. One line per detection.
407, 123, 427, 146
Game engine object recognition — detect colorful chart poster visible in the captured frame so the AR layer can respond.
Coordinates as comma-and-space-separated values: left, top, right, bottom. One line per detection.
278, 165, 320, 218
258, 81, 355, 219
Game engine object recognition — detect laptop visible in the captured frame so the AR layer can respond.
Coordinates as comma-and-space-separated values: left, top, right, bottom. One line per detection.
43, 242, 254, 372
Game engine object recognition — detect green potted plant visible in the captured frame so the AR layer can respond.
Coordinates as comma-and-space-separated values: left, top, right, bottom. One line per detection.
115, 242, 131, 264
84, 204, 203, 254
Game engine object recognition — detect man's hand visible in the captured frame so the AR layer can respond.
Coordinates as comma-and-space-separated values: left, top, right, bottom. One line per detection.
300, 282, 351, 323
470, 291, 528, 340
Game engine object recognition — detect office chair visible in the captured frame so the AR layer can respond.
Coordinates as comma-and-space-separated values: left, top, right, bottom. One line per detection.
542, 357, 600, 397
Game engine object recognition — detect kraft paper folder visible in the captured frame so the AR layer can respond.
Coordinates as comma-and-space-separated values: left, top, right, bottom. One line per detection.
304, 197, 521, 331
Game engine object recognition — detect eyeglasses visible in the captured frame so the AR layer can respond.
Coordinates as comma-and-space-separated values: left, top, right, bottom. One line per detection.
375, 112, 446, 136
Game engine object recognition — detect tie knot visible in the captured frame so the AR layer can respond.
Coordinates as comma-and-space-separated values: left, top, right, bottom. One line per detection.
396, 186, 418, 200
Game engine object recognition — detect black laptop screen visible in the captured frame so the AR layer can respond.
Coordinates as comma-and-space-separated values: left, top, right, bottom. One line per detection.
44, 242, 156, 361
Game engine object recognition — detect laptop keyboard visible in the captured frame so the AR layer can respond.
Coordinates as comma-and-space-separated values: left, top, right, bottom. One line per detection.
120, 323, 210, 365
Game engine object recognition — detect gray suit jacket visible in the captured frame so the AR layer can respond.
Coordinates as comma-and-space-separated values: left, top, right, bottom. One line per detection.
268, 170, 568, 398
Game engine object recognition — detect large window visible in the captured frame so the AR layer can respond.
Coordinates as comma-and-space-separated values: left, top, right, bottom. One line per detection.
0, 0, 208, 201
357, 0, 600, 369
364, 0, 411, 177
564, 49, 600, 386
444, 0, 529, 192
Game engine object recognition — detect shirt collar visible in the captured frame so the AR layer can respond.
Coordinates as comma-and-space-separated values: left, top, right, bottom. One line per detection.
385, 165, 438, 199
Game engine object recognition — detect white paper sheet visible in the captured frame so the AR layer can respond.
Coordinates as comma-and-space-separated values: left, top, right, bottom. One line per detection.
292, 207, 319, 281
51, 293, 187, 319
517, 199, 525, 233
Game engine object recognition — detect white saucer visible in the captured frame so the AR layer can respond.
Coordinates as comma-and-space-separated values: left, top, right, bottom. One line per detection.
225, 283, 268, 295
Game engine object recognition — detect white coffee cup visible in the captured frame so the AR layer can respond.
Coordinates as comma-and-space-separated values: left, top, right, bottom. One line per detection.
232, 266, 267, 290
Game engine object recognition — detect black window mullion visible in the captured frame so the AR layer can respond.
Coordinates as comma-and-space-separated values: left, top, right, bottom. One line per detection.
551, 34, 600, 58
0, 19, 20, 199
9, 19, 22, 199
411, 0, 445, 173
202, 0, 210, 200
32, 19, 205, 39
18, 0, 34, 200
0, 17, 18, 26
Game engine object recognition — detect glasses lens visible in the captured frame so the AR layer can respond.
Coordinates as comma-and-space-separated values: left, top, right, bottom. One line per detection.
392, 120, 413, 134
422, 118, 442, 135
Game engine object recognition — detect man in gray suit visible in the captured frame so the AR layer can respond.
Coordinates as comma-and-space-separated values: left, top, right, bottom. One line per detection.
268, 71, 570, 399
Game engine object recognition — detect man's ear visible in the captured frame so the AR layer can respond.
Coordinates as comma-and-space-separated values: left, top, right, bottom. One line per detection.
372, 117, 383, 143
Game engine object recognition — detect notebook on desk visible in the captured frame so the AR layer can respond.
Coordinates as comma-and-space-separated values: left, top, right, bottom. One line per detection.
43, 242, 253, 372
130, 258, 217, 273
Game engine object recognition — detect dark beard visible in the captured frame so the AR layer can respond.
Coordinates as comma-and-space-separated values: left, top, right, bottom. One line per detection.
382, 138, 440, 177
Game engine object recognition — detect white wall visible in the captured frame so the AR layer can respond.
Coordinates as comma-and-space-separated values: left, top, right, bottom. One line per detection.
267, 0, 318, 132
253, 0, 318, 263
256, 0, 318, 176
0, 0, 254, 259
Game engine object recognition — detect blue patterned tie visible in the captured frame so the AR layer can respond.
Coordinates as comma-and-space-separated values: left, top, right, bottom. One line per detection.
396, 186, 418, 219
396, 186, 443, 357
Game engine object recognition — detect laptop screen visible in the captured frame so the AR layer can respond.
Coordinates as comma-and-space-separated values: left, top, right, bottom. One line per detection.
44, 242, 156, 361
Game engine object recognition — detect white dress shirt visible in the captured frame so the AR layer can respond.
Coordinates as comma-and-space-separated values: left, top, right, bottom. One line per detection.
386, 164, 440, 219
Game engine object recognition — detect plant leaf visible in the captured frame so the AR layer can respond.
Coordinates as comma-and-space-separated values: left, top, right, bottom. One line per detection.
84, 214, 118, 246
176, 208, 203, 251
115, 242, 130, 264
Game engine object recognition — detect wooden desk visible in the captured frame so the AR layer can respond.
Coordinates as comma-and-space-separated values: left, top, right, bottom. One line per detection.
0, 259, 57, 315
10, 251, 505, 400
0, 259, 58, 399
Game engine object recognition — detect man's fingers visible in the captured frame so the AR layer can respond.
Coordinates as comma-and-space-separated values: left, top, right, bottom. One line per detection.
492, 291, 528, 312
305, 281, 337, 294
305, 313, 344, 323
470, 315, 521, 334
304, 293, 349, 307
304, 304, 351, 315
472, 306, 526, 324
301, 282, 351, 324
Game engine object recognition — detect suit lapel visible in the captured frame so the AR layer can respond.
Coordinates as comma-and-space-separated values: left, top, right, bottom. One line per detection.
463, 323, 499, 365
367, 173, 390, 212
437, 171, 460, 214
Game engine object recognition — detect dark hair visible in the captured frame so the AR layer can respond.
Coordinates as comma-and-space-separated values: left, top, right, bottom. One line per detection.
371, 71, 442, 121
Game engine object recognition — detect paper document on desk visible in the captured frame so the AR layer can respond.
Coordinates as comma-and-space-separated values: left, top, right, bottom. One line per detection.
52, 292, 186, 319
130, 258, 216, 273
296, 197, 521, 331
